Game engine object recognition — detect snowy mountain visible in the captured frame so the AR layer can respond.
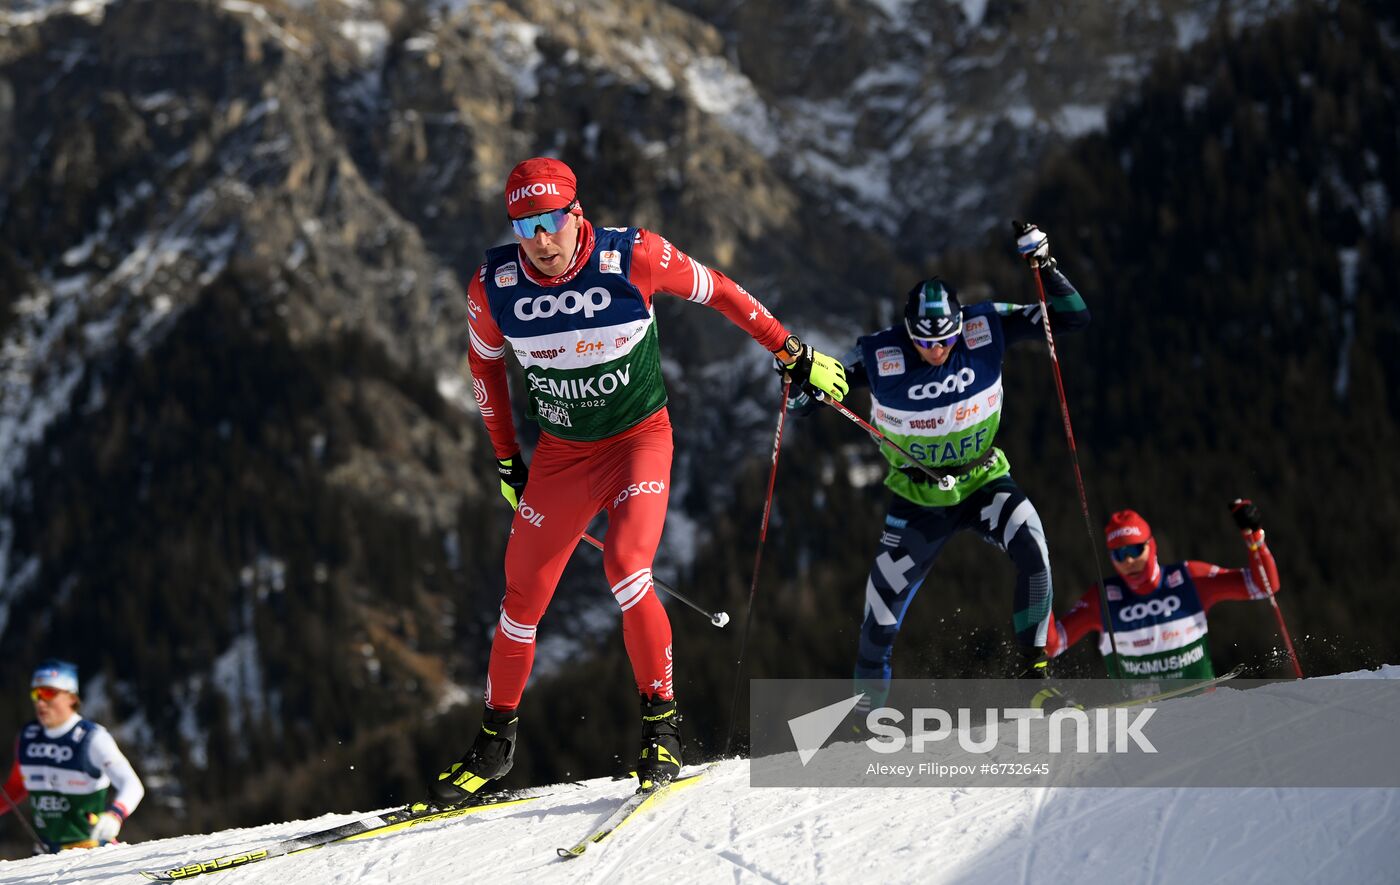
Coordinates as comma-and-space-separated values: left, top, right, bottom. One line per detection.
669, 0, 1297, 251
6, 668, 1399, 885
1, 0, 1398, 853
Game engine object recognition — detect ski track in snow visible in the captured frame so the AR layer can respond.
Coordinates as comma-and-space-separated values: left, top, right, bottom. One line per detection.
6, 776, 1399, 884
1141, 786, 1180, 885
1016, 783, 1047, 885
4, 677, 1400, 885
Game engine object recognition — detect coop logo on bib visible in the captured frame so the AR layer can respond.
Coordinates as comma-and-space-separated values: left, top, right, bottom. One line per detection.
909, 367, 976, 400
514, 287, 612, 321
25, 743, 73, 763
1119, 596, 1182, 622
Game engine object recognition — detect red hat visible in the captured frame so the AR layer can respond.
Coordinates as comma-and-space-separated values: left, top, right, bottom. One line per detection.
1104, 510, 1152, 549
505, 157, 577, 218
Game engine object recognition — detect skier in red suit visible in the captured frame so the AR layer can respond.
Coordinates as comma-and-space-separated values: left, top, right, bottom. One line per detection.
1048, 500, 1282, 680
429, 157, 848, 800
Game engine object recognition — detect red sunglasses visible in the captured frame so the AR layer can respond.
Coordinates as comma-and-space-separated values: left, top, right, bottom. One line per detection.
30, 686, 65, 702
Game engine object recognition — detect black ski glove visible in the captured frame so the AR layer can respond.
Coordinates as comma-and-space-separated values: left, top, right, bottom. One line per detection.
497, 455, 529, 509
1229, 498, 1263, 532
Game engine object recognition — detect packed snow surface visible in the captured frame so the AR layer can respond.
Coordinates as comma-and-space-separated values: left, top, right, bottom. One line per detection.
4, 669, 1398, 884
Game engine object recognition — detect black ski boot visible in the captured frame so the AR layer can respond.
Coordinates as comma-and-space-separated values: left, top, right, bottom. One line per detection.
1015, 647, 1081, 713
637, 695, 682, 789
428, 706, 518, 806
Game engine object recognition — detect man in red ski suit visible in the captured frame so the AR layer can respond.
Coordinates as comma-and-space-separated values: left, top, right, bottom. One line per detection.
428, 157, 848, 801
1048, 500, 1283, 680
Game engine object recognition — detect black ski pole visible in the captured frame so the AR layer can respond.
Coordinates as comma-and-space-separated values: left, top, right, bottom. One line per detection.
1, 786, 48, 854
579, 532, 729, 627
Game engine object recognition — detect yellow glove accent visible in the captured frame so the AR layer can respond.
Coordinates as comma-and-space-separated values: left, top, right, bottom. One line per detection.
496, 456, 528, 509
807, 349, 849, 402
88, 810, 122, 844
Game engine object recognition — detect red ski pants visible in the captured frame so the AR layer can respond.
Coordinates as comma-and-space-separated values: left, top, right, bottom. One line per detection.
485, 409, 675, 711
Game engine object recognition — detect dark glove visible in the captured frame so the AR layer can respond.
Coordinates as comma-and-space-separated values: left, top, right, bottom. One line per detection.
1229, 498, 1263, 532
497, 455, 529, 509
775, 358, 820, 405
1012, 220, 1056, 270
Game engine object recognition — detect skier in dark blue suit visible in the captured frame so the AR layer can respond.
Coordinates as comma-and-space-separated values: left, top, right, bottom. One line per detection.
790, 225, 1089, 714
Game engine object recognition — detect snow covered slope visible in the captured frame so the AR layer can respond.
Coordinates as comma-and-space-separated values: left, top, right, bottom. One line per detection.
5, 671, 1398, 885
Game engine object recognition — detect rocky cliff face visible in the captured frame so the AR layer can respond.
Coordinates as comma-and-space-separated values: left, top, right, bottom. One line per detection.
0, 0, 477, 523
0, 0, 497, 833
673, 0, 1292, 252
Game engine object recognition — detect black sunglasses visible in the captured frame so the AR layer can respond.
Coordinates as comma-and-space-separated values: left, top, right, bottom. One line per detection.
1110, 543, 1148, 563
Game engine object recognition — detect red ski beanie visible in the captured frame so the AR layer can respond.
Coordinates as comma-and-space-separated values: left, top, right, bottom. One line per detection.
505, 157, 577, 217
1104, 510, 1152, 549
1104, 509, 1161, 591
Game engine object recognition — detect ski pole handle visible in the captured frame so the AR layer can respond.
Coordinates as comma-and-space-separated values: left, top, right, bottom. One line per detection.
579, 532, 729, 627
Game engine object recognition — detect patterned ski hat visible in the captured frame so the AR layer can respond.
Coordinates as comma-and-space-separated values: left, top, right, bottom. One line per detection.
1104, 510, 1152, 548
31, 659, 79, 695
903, 278, 962, 340
505, 157, 578, 217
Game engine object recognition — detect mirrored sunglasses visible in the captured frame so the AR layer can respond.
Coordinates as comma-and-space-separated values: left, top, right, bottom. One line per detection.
510, 201, 576, 238
1110, 542, 1149, 563
911, 333, 960, 349
30, 686, 64, 702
